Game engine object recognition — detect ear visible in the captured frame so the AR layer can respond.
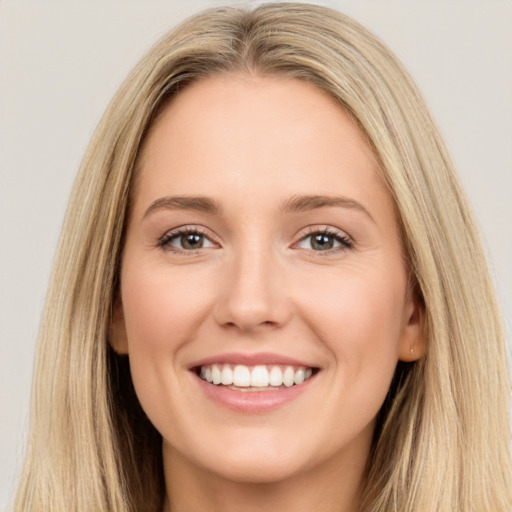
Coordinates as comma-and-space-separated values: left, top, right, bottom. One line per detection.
398, 289, 426, 362
109, 296, 129, 355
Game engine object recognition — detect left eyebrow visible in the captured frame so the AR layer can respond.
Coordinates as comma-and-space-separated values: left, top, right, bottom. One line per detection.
280, 194, 375, 222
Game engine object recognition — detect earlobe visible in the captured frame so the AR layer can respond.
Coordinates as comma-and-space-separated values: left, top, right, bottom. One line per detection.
398, 290, 427, 362
109, 297, 129, 355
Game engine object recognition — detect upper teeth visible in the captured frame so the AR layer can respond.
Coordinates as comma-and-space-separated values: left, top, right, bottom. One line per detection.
199, 364, 313, 388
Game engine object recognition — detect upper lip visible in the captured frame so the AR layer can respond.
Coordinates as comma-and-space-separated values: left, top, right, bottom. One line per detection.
189, 352, 317, 369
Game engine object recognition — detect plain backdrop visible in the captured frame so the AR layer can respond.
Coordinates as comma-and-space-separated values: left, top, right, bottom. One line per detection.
1, 0, 511, 508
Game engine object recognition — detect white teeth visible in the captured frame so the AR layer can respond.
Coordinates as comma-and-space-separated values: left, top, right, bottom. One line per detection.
251, 365, 270, 387
221, 364, 233, 385
269, 366, 283, 386
233, 365, 251, 387
198, 363, 315, 389
283, 366, 295, 387
212, 364, 222, 385
294, 368, 306, 385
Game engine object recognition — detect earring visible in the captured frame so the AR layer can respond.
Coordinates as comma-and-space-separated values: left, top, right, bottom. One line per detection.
410, 346, 414, 357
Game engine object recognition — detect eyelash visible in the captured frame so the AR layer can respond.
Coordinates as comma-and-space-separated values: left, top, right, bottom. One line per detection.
294, 226, 353, 253
157, 226, 217, 253
157, 225, 353, 254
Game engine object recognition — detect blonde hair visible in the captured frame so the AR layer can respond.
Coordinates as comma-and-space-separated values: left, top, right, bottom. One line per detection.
15, 3, 511, 511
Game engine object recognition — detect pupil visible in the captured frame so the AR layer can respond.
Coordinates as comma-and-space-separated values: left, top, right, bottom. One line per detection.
312, 234, 333, 250
182, 233, 203, 249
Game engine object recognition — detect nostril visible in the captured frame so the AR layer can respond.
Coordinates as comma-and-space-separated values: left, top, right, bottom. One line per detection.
221, 319, 278, 331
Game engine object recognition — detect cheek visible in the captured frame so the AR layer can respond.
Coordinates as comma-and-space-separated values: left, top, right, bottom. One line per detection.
298, 266, 406, 394
121, 262, 213, 354
304, 267, 405, 342
119, 261, 218, 437
119, 261, 215, 406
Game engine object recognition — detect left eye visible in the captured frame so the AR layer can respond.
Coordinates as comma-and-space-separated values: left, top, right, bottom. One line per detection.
296, 231, 351, 251
160, 230, 216, 251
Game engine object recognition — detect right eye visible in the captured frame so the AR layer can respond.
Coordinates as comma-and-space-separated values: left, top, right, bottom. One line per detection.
158, 227, 217, 252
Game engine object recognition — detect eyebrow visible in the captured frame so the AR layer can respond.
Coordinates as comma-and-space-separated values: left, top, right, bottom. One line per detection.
281, 194, 374, 221
143, 194, 374, 222
143, 196, 221, 218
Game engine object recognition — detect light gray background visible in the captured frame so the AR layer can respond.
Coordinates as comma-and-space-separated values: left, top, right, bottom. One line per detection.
1, 0, 511, 508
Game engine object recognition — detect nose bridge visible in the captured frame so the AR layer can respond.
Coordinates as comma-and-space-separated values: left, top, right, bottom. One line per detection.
215, 238, 288, 331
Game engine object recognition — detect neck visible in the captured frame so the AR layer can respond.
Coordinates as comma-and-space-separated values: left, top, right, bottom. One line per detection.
161, 440, 369, 512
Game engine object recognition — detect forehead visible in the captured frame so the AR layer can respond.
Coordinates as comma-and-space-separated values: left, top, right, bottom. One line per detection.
134, 73, 392, 219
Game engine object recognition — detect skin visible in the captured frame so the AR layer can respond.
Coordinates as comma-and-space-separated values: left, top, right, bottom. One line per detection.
111, 73, 425, 512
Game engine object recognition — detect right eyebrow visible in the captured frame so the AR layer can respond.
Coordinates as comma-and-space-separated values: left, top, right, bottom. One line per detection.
143, 196, 222, 218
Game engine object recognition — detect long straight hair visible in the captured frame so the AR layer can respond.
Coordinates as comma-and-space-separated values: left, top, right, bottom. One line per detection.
15, 3, 511, 511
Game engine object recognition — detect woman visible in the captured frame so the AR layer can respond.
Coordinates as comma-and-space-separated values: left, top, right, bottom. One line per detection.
14, 3, 511, 511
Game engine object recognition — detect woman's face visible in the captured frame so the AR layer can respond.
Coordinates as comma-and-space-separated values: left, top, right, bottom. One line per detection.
112, 74, 424, 484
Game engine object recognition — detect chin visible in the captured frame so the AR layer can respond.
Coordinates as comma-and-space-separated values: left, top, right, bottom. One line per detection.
170, 431, 315, 485
200, 453, 307, 484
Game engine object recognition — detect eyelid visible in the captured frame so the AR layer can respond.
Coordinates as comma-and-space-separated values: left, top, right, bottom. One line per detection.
157, 224, 220, 251
156, 224, 353, 254
292, 225, 354, 252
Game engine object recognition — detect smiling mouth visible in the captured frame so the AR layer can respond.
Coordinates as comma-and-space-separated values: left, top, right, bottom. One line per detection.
195, 363, 317, 391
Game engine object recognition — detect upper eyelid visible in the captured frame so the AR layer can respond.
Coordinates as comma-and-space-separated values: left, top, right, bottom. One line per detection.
292, 226, 355, 252
157, 224, 354, 248
158, 225, 220, 247
296, 225, 353, 242
161, 224, 214, 238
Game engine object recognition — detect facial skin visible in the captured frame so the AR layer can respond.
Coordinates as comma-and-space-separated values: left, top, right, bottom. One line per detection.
111, 74, 425, 512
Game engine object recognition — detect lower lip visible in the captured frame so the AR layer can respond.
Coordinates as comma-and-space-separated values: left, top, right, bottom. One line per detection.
193, 372, 316, 413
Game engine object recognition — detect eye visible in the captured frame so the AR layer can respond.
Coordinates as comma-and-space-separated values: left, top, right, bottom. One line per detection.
295, 229, 352, 252
158, 227, 217, 252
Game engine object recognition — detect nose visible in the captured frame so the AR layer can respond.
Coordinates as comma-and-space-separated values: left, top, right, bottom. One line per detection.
213, 246, 291, 333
